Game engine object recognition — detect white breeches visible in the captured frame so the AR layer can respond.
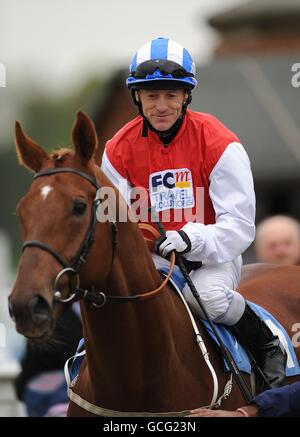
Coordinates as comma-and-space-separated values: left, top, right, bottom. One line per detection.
152, 253, 245, 326
182, 255, 245, 325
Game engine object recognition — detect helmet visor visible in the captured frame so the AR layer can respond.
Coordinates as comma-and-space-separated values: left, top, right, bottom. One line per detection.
130, 59, 194, 79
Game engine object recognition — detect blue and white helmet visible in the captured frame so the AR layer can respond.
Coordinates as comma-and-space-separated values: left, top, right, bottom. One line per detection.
126, 37, 197, 90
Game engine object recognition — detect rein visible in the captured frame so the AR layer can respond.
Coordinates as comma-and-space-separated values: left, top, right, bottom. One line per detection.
22, 167, 175, 306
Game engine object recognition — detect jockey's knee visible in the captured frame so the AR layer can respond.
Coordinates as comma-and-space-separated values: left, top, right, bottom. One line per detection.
182, 284, 245, 326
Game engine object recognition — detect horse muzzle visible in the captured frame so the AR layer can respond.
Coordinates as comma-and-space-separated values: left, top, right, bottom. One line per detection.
8, 293, 53, 340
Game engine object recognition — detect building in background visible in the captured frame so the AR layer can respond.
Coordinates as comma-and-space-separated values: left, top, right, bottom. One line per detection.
90, 70, 136, 164
200, 0, 300, 222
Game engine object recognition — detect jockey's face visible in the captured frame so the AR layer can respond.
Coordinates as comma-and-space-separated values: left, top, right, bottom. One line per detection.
137, 89, 187, 131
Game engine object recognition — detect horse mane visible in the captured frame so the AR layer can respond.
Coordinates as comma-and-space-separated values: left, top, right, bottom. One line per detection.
49, 147, 97, 168
50, 147, 74, 162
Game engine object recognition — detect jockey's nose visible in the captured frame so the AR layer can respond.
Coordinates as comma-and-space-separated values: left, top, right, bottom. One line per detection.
8, 294, 51, 329
156, 96, 168, 112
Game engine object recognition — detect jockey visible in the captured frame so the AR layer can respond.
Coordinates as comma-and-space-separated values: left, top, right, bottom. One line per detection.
101, 37, 286, 391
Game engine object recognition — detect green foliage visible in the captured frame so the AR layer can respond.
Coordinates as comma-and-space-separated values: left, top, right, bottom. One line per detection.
0, 148, 31, 266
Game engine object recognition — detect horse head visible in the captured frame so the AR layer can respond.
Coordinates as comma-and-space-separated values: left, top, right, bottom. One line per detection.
9, 111, 113, 340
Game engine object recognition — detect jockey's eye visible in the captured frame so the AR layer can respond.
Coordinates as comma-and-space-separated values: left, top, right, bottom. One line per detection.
72, 200, 87, 216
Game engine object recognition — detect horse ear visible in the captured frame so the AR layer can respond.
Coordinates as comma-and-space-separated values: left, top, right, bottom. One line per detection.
15, 121, 49, 172
94, 139, 105, 167
72, 111, 98, 163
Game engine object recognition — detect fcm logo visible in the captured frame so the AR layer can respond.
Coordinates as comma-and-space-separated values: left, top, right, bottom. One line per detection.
151, 169, 191, 192
150, 168, 194, 212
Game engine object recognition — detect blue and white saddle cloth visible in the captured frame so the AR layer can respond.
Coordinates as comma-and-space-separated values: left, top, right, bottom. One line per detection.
65, 338, 86, 387
156, 255, 300, 377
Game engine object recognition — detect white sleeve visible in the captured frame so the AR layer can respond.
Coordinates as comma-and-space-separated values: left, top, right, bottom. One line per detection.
101, 149, 132, 205
182, 142, 256, 264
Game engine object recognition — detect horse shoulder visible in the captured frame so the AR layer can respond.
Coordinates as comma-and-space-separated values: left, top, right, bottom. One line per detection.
240, 263, 280, 284
239, 264, 300, 319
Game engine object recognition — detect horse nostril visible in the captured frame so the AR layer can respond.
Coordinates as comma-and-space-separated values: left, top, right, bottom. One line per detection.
29, 295, 51, 325
8, 297, 15, 321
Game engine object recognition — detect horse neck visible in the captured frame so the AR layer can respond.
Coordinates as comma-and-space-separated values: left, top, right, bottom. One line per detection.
81, 163, 163, 295
75, 167, 225, 410
108, 221, 162, 296
79, 168, 180, 384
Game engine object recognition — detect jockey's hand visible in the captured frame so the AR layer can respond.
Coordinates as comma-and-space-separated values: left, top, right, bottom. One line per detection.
188, 405, 258, 417
155, 230, 191, 259
188, 408, 244, 417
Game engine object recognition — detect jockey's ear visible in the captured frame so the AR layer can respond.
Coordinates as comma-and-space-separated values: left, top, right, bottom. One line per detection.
72, 111, 98, 163
15, 121, 49, 172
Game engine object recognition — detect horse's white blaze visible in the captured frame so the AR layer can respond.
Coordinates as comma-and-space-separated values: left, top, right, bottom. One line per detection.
41, 185, 53, 200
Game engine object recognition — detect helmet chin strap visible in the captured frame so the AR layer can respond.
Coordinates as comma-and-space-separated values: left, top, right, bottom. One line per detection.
132, 90, 191, 143
143, 112, 184, 143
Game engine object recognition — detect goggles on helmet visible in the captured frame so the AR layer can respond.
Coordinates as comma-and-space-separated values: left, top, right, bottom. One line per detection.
130, 59, 194, 80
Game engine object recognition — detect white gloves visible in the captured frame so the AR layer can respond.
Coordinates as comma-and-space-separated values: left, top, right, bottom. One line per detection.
155, 230, 191, 259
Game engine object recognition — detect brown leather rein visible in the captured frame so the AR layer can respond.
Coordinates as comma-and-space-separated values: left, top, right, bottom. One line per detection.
136, 223, 176, 301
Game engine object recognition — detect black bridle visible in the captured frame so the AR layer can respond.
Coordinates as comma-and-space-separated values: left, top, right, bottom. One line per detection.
22, 167, 118, 306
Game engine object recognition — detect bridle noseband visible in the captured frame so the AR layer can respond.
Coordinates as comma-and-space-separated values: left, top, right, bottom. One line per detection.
22, 167, 175, 307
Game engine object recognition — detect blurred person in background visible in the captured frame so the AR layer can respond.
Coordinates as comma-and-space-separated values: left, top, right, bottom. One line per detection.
0, 231, 26, 362
255, 215, 300, 266
15, 303, 82, 417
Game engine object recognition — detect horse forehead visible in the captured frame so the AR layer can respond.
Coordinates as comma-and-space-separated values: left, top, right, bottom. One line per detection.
40, 185, 53, 200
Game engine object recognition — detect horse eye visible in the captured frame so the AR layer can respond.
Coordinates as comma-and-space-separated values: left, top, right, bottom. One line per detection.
72, 201, 87, 216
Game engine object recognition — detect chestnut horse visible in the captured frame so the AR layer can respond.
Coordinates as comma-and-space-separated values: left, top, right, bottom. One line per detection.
9, 112, 300, 416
